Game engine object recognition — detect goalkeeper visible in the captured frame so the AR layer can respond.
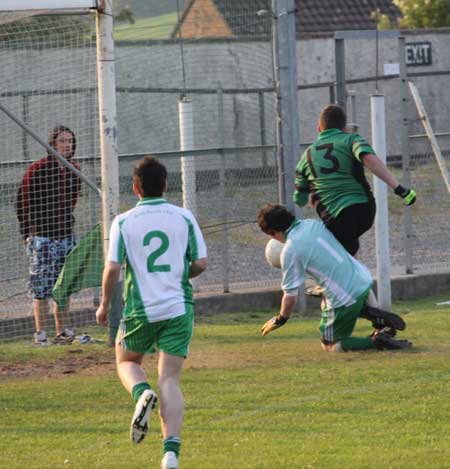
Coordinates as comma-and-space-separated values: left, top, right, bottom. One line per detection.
293, 104, 416, 256
257, 204, 412, 351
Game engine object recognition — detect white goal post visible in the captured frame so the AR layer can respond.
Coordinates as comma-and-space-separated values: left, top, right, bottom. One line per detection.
0, 0, 119, 255
0, 0, 119, 340
0, 0, 99, 12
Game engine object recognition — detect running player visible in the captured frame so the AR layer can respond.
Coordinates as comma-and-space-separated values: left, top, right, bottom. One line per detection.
96, 156, 207, 469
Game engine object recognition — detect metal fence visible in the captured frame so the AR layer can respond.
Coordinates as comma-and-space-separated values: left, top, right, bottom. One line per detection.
0, 4, 449, 340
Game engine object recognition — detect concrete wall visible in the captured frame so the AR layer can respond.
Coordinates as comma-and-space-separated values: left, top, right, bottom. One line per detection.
1, 30, 449, 166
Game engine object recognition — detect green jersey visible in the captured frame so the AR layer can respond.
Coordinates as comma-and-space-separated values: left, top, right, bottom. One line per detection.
293, 129, 375, 220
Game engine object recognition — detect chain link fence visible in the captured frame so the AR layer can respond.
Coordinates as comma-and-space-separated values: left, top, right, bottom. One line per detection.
0, 3, 449, 340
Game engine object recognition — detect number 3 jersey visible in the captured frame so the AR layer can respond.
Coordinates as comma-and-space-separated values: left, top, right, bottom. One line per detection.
293, 129, 376, 220
108, 197, 207, 322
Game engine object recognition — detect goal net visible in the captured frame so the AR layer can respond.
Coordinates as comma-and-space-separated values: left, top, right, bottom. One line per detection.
0, 8, 102, 341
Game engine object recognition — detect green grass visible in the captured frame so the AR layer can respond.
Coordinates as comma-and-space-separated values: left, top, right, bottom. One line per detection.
114, 13, 178, 41
1, 295, 450, 468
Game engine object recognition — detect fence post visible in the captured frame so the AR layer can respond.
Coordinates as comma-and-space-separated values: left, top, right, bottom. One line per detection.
258, 91, 268, 168
371, 95, 392, 310
217, 85, 230, 293
272, 0, 300, 211
21, 94, 30, 160
335, 37, 347, 111
398, 36, 414, 274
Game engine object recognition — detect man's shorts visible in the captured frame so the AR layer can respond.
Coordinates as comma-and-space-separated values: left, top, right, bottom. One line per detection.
27, 235, 76, 300
116, 309, 194, 357
319, 287, 371, 343
325, 200, 376, 256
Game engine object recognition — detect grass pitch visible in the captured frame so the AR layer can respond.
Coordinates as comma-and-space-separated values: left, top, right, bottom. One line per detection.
1, 294, 450, 468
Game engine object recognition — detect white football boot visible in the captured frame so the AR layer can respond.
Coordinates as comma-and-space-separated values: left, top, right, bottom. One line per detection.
130, 389, 157, 444
161, 451, 179, 469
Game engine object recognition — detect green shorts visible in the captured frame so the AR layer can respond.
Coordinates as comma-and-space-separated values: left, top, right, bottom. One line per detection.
116, 309, 194, 357
319, 287, 371, 343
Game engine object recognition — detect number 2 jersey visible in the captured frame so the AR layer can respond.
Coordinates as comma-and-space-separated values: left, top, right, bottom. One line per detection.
293, 129, 376, 220
108, 197, 207, 322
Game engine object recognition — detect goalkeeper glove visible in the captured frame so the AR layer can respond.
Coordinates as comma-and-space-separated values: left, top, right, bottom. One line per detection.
394, 185, 416, 206
261, 314, 289, 336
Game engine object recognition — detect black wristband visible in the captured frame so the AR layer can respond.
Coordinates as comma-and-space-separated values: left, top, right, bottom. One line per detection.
274, 314, 289, 326
394, 184, 406, 197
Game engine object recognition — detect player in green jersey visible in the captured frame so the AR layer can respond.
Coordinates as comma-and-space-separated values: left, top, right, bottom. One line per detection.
293, 104, 416, 256
257, 204, 412, 352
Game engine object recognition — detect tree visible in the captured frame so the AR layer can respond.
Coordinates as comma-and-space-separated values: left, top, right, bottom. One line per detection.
394, 0, 450, 28
113, 0, 135, 24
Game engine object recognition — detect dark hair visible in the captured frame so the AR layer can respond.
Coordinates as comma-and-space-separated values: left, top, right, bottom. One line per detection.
319, 105, 347, 131
256, 204, 295, 235
133, 156, 167, 197
49, 125, 76, 156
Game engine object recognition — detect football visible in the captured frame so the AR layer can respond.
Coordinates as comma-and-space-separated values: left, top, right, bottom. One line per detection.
265, 238, 284, 269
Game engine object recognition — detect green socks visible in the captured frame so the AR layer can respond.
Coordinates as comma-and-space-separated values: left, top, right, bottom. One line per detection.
163, 436, 181, 457
131, 382, 151, 403
340, 336, 375, 351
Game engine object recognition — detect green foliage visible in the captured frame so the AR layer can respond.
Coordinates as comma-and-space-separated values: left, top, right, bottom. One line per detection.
0, 15, 91, 47
1, 295, 450, 467
371, 8, 399, 30
394, 0, 450, 28
114, 13, 178, 41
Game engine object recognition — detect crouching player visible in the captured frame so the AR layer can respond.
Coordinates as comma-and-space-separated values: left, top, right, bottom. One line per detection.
257, 203, 412, 351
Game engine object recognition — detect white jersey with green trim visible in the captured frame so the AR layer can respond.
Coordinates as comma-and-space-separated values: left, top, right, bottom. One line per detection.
108, 197, 207, 322
281, 219, 372, 309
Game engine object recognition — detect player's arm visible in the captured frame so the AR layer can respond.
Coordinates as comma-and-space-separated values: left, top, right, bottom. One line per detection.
261, 291, 298, 336
189, 257, 207, 278
293, 158, 310, 207
362, 153, 416, 205
261, 242, 304, 336
96, 261, 121, 327
185, 212, 208, 278
96, 216, 123, 327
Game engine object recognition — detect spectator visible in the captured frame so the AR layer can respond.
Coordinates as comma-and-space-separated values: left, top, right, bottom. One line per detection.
16, 125, 81, 345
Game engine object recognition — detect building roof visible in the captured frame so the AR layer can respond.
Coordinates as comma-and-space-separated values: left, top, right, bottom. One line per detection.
173, 0, 402, 38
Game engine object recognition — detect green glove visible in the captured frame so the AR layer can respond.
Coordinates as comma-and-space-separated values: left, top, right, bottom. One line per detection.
394, 185, 416, 206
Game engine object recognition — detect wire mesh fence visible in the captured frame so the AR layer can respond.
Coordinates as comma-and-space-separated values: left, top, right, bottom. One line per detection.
0, 5, 450, 341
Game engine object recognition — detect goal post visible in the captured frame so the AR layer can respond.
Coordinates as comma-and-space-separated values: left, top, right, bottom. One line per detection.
0, 1, 119, 341
0, 0, 99, 12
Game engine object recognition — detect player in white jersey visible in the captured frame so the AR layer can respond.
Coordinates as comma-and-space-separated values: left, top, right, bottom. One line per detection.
257, 204, 412, 352
96, 156, 207, 469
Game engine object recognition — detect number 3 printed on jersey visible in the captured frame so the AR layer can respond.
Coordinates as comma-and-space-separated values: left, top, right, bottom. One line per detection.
143, 230, 171, 272
307, 143, 340, 175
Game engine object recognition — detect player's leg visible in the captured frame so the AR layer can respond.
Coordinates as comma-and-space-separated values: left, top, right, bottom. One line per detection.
158, 352, 184, 469
116, 318, 158, 444
157, 310, 193, 469
320, 289, 374, 351
325, 201, 376, 256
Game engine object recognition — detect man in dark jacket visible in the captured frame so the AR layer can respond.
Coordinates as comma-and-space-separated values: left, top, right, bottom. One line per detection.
16, 125, 81, 345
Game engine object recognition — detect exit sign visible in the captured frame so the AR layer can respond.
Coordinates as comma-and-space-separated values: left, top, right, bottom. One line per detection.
405, 41, 432, 66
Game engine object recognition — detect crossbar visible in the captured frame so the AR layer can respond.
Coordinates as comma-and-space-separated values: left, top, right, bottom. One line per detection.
0, 0, 98, 12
